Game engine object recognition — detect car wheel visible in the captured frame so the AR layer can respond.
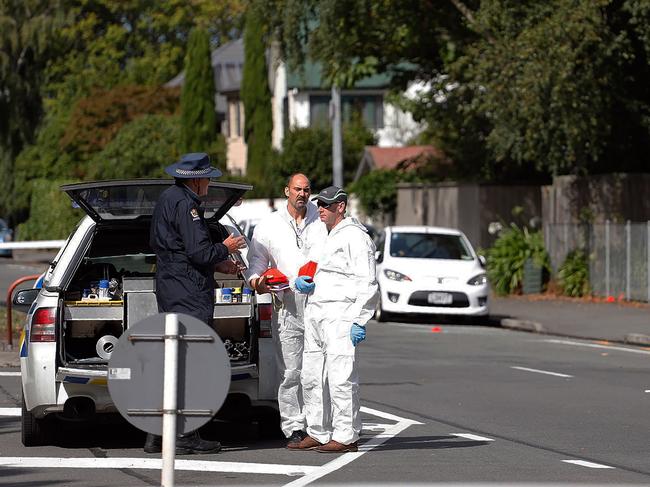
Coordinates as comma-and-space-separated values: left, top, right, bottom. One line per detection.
21, 392, 51, 446
374, 296, 390, 323
253, 406, 283, 439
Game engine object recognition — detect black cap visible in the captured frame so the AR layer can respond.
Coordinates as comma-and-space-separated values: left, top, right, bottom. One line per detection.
312, 186, 348, 204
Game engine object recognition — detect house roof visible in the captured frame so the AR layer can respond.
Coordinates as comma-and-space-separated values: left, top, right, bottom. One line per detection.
166, 39, 244, 93
286, 60, 392, 90
354, 145, 447, 181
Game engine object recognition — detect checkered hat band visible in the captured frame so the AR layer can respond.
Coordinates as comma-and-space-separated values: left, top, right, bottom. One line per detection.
175, 167, 212, 176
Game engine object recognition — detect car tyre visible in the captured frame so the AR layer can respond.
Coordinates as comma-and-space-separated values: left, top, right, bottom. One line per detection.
253, 406, 283, 439
21, 392, 51, 447
374, 296, 391, 323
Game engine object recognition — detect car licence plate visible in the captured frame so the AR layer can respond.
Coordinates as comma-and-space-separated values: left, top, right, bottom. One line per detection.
427, 292, 453, 305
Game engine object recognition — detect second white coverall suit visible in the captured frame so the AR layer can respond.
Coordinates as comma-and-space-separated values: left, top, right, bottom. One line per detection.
246, 201, 327, 437
302, 217, 378, 445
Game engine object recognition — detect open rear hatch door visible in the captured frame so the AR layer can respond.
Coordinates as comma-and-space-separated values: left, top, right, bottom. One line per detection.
61, 179, 252, 224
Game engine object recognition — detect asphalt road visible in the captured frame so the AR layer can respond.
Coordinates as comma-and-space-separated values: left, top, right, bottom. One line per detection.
1, 319, 648, 485
0, 254, 51, 304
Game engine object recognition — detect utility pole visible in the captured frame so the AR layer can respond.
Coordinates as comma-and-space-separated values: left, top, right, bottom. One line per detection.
331, 85, 343, 187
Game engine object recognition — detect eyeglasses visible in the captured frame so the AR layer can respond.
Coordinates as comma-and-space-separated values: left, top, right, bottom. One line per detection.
317, 200, 340, 210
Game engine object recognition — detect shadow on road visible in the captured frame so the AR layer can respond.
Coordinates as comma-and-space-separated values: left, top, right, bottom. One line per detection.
381, 313, 510, 327
370, 435, 489, 451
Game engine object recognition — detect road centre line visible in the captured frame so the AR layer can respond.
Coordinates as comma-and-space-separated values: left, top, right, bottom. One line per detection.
0, 457, 318, 476
562, 459, 615, 469
0, 372, 20, 376
451, 433, 494, 442
511, 366, 573, 378
544, 338, 650, 356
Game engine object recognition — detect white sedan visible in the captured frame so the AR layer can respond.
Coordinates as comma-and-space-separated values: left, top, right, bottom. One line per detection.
374, 226, 489, 321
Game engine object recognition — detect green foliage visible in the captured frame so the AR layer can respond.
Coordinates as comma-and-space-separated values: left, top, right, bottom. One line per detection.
62, 85, 180, 159
0, 0, 70, 220
11, 109, 76, 217
180, 28, 217, 153
241, 8, 273, 184
348, 169, 414, 223
88, 115, 181, 180
486, 224, 550, 296
46, 1, 244, 108
557, 249, 590, 297
262, 0, 650, 180
16, 179, 82, 240
276, 121, 375, 192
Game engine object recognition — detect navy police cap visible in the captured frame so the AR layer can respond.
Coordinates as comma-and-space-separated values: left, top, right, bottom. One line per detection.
165, 153, 222, 179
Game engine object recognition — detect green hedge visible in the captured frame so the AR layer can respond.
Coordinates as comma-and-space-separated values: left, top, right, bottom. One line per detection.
16, 179, 82, 240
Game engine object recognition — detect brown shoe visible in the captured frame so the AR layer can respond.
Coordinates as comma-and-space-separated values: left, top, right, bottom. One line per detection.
316, 440, 358, 453
287, 435, 322, 450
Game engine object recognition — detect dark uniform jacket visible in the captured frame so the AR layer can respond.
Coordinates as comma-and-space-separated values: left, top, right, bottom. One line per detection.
150, 182, 229, 325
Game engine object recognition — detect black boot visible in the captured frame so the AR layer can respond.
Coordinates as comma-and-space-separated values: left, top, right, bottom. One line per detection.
143, 433, 162, 453
175, 431, 222, 455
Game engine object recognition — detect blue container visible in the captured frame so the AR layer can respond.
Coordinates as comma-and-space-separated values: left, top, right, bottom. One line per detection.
221, 287, 233, 303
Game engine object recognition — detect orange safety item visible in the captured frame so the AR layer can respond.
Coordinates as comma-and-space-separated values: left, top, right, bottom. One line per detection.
298, 261, 318, 280
261, 268, 289, 285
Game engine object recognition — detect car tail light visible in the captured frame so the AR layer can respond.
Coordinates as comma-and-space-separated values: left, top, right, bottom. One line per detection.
258, 303, 273, 338
30, 307, 56, 342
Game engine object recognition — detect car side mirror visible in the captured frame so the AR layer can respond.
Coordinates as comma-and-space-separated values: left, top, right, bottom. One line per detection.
478, 255, 487, 268
12, 288, 40, 310
374, 250, 383, 263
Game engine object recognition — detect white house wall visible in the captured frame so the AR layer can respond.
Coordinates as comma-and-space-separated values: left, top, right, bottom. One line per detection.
272, 61, 287, 150
376, 103, 424, 147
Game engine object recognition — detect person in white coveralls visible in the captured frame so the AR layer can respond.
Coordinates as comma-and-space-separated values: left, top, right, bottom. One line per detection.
289, 186, 378, 453
246, 173, 327, 447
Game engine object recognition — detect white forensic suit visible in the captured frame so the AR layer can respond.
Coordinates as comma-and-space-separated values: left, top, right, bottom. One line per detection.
302, 217, 378, 445
246, 201, 327, 437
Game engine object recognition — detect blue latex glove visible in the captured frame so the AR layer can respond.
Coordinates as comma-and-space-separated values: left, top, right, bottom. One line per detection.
350, 323, 366, 346
294, 275, 315, 294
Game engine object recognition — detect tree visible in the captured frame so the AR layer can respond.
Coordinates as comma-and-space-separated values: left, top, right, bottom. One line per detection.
180, 28, 217, 153
88, 114, 181, 180
241, 7, 273, 185
260, 0, 650, 180
277, 120, 375, 191
0, 0, 69, 221
46, 0, 245, 108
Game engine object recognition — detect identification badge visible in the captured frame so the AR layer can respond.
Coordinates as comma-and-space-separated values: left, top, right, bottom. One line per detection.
190, 208, 200, 221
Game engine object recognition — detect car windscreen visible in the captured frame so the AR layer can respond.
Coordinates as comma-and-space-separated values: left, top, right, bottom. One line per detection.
389, 232, 473, 260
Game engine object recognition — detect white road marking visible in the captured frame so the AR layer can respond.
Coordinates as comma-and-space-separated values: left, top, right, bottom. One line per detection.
0, 406, 423, 485
0, 372, 20, 376
283, 420, 416, 487
361, 423, 392, 432
360, 406, 424, 424
0, 408, 20, 416
544, 338, 650, 356
451, 433, 494, 442
0, 457, 317, 476
562, 459, 615, 469
511, 366, 573, 378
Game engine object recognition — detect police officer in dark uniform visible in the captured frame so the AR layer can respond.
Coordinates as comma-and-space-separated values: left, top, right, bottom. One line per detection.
145, 152, 246, 455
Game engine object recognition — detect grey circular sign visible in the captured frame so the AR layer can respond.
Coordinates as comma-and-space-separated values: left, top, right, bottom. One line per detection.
108, 313, 231, 435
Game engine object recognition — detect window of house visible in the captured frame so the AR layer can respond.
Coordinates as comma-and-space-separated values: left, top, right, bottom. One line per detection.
309, 94, 384, 130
